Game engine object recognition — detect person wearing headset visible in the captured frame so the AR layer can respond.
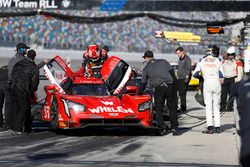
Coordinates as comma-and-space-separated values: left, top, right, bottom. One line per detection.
10, 49, 39, 134
8, 43, 30, 80
6, 43, 30, 132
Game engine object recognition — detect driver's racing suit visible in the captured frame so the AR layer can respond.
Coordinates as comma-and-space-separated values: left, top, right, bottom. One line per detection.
193, 55, 224, 128
75, 53, 104, 78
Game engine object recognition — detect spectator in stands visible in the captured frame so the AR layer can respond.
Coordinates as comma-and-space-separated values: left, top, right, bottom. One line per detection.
0, 11, 229, 54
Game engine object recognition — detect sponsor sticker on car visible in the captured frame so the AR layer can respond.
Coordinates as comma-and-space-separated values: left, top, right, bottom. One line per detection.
89, 106, 134, 114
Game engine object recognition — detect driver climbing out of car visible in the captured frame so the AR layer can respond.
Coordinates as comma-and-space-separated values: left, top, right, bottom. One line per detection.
76, 44, 104, 78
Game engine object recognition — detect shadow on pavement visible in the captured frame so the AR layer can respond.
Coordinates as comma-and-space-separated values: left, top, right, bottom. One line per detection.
0, 159, 239, 167
54, 126, 159, 137
186, 107, 204, 112
177, 127, 192, 135
220, 123, 236, 133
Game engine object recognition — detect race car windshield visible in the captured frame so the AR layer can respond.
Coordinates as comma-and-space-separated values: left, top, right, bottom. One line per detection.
70, 84, 109, 96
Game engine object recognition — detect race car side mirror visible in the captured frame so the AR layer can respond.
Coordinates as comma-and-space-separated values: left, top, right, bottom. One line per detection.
126, 86, 137, 94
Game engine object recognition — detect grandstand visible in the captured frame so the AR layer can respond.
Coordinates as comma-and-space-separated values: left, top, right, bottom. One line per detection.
0, 1, 245, 55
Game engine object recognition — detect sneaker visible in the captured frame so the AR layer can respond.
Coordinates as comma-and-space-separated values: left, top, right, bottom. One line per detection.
8, 129, 15, 134
16, 131, 29, 135
158, 128, 168, 136
0, 124, 6, 130
215, 127, 221, 133
202, 127, 213, 134
181, 107, 187, 112
172, 129, 179, 136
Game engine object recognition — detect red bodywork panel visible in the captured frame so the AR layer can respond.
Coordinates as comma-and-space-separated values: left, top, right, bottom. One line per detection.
41, 56, 152, 129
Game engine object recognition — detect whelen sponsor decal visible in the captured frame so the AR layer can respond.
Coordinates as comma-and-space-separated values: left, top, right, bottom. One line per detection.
100, 101, 113, 106
89, 106, 134, 114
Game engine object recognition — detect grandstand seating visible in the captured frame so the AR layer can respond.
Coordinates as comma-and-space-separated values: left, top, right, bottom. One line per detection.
0, 10, 230, 54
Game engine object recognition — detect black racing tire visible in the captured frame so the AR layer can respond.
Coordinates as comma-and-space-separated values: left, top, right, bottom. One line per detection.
50, 96, 59, 130
31, 99, 45, 121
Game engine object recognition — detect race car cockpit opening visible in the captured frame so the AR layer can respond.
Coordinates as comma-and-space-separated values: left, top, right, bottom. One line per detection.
70, 84, 109, 96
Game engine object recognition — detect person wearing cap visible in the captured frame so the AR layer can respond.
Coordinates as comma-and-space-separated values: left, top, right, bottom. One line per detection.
138, 50, 179, 136
175, 47, 192, 112
6, 43, 30, 132
8, 43, 30, 80
220, 46, 243, 112
8, 47, 39, 135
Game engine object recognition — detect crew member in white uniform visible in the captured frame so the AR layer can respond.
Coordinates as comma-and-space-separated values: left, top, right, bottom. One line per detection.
193, 45, 224, 134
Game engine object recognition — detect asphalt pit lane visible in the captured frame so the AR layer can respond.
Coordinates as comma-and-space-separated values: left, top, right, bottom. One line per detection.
117, 142, 143, 155
192, 144, 204, 147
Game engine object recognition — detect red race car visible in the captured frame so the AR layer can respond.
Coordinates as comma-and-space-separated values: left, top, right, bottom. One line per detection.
39, 56, 152, 130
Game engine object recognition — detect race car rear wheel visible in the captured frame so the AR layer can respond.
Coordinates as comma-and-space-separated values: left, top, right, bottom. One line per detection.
50, 96, 59, 130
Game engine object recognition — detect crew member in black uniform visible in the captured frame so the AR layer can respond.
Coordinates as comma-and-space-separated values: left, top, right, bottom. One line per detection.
234, 73, 250, 166
8, 44, 39, 134
138, 50, 179, 136
0, 65, 8, 128
7, 43, 30, 132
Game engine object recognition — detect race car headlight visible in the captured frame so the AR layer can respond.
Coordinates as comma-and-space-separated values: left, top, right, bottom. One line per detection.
62, 100, 85, 118
62, 99, 71, 118
68, 101, 85, 113
138, 101, 151, 112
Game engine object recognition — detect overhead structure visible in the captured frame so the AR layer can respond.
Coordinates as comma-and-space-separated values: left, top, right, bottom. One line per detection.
155, 31, 201, 43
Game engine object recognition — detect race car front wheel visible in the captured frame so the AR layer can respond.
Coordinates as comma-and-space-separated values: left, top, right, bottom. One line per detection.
50, 96, 59, 130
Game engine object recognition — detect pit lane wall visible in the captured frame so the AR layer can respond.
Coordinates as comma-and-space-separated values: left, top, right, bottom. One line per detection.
0, 46, 203, 63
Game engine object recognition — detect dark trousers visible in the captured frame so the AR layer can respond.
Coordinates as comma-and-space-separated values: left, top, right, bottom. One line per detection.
220, 77, 235, 110
11, 88, 31, 132
241, 155, 250, 167
4, 88, 13, 129
0, 83, 12, 127
178, 79, 189, 111
0, 83, 5, 125
154, 84, 178, 129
